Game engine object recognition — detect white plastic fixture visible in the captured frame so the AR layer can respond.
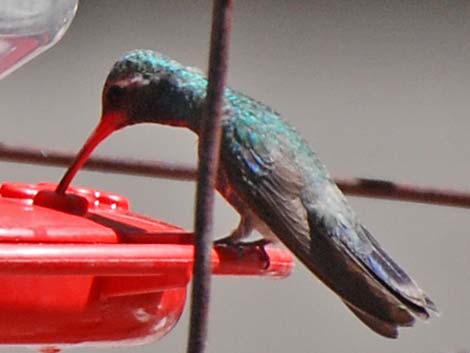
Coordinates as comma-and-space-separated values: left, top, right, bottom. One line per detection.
0, 0, 78, 79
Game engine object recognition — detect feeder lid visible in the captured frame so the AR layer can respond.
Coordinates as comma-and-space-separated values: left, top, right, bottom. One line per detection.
0, 182, 188, 244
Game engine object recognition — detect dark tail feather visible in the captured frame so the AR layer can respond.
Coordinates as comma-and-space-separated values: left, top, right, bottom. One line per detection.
280, 217, 431, 337
358, 225, 438, 319
343, 301, 407, 339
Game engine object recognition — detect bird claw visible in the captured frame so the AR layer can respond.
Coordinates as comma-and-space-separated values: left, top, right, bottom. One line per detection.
214, 237, 271, 269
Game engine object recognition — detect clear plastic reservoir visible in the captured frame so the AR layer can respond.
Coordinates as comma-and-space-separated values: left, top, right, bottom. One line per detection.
0, 0, 78, 79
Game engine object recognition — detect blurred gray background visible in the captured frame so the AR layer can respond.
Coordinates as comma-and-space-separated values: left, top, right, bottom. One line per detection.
1, 1, 470, 352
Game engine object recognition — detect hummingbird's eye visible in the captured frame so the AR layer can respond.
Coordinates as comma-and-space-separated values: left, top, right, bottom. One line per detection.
107, 85, 125, 107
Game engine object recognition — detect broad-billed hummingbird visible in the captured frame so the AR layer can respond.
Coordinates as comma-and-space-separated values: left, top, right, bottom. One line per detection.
57, 50, 437, 338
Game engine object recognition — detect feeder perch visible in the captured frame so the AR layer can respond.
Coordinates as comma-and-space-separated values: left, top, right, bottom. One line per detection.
0, 182, 293, 350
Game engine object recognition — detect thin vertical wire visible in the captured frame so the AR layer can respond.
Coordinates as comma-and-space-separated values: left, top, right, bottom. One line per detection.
186, 1, 234, 353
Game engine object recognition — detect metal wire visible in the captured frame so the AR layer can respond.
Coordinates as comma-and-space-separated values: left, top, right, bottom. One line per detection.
186, 1, 234, 353
0, 143, 197, 180
2, 143, 470, 209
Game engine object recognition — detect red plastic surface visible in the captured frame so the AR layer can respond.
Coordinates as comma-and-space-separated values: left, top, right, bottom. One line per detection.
0, 182, 293, 348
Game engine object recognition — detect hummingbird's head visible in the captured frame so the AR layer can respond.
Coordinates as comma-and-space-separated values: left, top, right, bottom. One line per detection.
56, 50, 208, 194
101, 50, 207, 130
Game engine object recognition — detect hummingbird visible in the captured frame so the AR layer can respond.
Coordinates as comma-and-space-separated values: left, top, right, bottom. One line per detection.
57, 50, 437, 338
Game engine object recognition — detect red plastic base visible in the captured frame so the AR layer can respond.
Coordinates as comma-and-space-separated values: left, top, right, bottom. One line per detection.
0, 182, 293, 348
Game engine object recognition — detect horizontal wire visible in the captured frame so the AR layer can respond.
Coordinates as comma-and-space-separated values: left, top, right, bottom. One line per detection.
1, 142, 469, 209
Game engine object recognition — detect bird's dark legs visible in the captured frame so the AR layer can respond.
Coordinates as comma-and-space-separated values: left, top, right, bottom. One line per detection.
216, 213, 254, 243
214, 215, 272, 268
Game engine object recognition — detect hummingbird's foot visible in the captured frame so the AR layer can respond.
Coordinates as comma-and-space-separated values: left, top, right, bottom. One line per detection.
243, 238, 271, 269
214, 237, 272, 269
213, 236, 245, 254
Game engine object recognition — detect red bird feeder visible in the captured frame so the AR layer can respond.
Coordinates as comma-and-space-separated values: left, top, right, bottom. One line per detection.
0, 182, 293, 350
